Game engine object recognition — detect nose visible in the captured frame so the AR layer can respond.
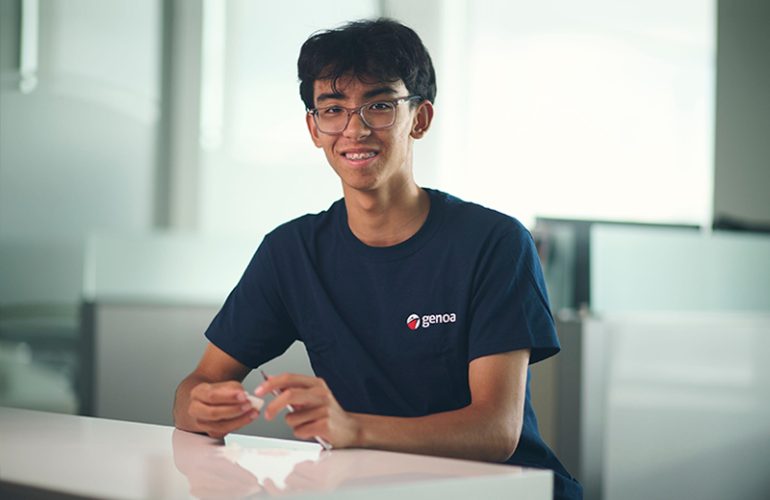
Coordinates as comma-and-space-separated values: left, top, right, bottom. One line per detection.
342, 110, 371, 139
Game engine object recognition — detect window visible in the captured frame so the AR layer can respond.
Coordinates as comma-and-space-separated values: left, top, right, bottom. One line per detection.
198, 0, 379, 236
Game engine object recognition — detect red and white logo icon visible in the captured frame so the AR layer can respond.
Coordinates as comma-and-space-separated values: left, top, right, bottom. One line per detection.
406, 314, 421, 330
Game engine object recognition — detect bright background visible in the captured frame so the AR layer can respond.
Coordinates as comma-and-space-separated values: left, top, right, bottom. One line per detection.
1, 2, 769, 499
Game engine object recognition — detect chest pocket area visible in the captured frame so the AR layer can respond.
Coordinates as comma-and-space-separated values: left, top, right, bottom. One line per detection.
377, 321, 468, 414
380, 323, 456, 366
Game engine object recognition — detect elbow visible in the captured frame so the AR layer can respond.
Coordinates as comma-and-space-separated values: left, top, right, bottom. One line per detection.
494, 430, 520, 462
486, 418, 521, 462
472, 404, 523, 462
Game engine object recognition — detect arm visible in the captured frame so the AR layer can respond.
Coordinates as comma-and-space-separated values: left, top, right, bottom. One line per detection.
258, 349, 530, 462
174, 342, 256, 438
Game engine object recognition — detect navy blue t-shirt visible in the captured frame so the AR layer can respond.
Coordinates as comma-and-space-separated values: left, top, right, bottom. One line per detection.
205, 188, 582, 499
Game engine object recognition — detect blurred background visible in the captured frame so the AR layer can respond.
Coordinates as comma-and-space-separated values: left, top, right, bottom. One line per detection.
0, 1, 768, 499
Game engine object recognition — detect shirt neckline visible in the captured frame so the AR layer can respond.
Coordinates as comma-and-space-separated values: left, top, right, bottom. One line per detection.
335, 188, 447, 261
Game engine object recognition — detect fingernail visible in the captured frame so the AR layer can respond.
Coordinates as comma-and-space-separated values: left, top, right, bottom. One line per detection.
254, 384, 266, 396
241, 403, 252, 412
249, 410, 259, 420
236, 392, 246, 402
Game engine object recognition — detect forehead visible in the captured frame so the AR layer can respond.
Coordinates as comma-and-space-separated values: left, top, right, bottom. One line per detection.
313, 74, 407, 103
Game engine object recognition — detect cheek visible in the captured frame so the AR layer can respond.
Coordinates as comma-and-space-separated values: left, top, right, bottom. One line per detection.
389, 130, 411, 155
396, 118, 412, 136
393, 119, 415, 147
319, 139, 336, 157
323, 145, 341, 166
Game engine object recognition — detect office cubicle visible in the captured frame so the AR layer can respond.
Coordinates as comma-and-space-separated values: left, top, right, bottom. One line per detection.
530, 222, 770, 500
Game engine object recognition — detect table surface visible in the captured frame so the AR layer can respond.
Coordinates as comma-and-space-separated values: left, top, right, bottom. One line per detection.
0, 407, 552, 499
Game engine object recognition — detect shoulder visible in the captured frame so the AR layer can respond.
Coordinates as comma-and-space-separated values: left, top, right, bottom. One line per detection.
427, 188, 532, 244
262, 198, 343, 247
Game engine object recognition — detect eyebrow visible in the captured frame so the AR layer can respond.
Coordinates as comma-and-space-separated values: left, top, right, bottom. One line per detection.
315, 86, 399, 104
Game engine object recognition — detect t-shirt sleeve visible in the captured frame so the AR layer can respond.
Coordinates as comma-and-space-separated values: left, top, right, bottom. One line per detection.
204, 236, 298, 368
467, 220, 560, 364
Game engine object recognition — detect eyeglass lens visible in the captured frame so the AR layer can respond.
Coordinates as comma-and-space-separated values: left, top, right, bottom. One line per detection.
316, 101, 397, 133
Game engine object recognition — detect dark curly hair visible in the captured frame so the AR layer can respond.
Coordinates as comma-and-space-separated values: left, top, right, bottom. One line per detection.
297, 18, 437, 110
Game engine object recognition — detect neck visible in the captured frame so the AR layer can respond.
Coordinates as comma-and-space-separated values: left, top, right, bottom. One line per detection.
343, 181, 430, 247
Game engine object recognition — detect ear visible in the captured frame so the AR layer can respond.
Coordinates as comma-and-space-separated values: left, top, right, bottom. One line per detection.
306, 112, 323, 148
410, 100, 434, 139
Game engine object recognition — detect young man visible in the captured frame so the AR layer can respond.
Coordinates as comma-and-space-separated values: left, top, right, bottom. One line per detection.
174, 19, 582, 499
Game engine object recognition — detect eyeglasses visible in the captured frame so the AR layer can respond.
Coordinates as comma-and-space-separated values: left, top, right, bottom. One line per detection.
308, 95, 422, 135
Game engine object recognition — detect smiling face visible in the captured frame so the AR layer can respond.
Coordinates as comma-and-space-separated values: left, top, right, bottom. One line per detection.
306, 74, 433, 196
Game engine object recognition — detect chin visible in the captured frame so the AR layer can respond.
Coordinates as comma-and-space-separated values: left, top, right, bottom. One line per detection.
335, 170, 379, 190
344, 182, 380, 193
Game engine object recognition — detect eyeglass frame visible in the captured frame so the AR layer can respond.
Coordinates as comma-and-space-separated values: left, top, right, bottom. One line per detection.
307, 95, 423, 135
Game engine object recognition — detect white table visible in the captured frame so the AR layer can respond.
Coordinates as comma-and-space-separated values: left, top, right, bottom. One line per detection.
0, 407, 552, 499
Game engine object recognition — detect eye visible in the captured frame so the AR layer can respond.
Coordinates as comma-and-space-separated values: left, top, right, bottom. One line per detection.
321, 106, 344, 115
368, 101, 395, 112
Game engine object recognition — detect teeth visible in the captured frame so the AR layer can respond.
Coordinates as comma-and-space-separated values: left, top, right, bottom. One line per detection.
345, 152, 376, 160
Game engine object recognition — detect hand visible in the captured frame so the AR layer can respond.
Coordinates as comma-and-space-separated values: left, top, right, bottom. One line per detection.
188, 380, 259, 438
255, 373, 360, 448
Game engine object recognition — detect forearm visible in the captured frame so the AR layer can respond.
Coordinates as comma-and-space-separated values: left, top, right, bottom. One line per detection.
259, 353, 529, 460
351, 401, 521, 463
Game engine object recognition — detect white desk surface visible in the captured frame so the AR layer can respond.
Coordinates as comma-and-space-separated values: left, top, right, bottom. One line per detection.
0, 407, 552, 499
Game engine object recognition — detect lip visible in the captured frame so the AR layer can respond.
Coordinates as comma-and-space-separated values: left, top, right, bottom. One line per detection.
339, 147, 380, 167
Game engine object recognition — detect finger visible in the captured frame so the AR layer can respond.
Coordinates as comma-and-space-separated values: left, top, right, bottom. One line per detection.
189, 400, 254, 421
284, 405, 329, 429
263, 387, 325, 420
191, 381, 247, 404
197, 409, 259, 438
255, 373, 324, 397
292, 419, 330, 443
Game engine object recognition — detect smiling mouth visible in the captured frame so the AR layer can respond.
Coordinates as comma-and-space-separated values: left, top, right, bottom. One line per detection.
344, 151, 378, 160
